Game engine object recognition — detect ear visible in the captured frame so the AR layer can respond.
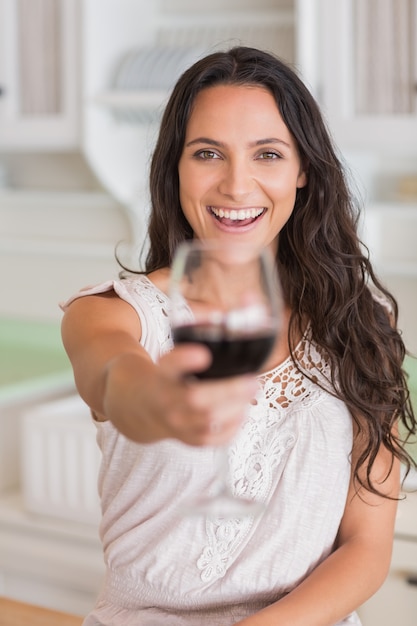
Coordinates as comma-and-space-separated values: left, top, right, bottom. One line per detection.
296, 167, 308, 189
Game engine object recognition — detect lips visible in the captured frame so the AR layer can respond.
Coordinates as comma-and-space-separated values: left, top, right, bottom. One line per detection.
209, 206, 265, 227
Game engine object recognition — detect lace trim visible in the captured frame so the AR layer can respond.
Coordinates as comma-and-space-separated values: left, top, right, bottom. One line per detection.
258, 332, 334, 409
127, 275, 174, 354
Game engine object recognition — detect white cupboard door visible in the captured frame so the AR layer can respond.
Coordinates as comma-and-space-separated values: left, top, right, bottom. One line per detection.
317, 0, 417, 153
0, 0, 80, 150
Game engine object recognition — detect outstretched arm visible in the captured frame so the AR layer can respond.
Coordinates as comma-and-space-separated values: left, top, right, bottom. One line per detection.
235, 437, 400, 626
61, 290, 257, 446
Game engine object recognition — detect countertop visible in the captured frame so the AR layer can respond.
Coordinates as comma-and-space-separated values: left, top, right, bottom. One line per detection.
0, 596, 83, 626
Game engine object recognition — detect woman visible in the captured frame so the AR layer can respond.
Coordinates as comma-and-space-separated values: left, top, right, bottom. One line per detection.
61, 46, 416, 625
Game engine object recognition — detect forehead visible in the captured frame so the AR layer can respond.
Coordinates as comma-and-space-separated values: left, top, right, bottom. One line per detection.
186, 84, 287, 132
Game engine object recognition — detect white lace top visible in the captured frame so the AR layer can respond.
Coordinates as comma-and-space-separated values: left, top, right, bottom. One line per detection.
62, 275, 361, 626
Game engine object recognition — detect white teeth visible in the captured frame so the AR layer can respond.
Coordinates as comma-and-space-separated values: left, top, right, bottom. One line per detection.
210, 207, 264, 221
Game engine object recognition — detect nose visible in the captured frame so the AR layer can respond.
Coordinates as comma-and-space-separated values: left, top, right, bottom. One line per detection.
217, 157, 255, 200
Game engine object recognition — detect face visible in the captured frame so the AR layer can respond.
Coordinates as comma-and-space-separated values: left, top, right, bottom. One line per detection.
178, 84, 307, 252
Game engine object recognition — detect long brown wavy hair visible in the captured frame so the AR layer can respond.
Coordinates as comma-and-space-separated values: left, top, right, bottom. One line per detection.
138, 46, 416, 496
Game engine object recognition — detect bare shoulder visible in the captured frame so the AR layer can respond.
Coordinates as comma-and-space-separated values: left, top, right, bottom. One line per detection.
61, 288, 142, 348
63, 288, 137, 320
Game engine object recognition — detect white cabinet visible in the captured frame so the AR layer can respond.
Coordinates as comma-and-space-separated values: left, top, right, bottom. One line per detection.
1, 0, 416, 155
0, 0, 80, 150
358, 493, 417, 626
315, 0, 417, 153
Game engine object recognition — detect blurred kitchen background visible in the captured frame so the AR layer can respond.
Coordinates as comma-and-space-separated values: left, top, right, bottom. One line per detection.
0, 0, 416, 623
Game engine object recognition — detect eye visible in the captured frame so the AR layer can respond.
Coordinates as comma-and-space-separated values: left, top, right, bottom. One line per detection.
258, 151, 281, 160
195, 150, 220, 160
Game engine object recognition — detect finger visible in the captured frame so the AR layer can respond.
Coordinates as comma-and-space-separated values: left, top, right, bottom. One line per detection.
188, 375, 259, 410
178, 377, 259, 445
182, 411, 244, 447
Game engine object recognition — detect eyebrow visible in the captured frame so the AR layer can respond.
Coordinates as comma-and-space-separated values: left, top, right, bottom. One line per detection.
185, 137, 291, 149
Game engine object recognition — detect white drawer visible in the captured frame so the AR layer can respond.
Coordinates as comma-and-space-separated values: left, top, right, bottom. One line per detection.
21, 394, 101, 525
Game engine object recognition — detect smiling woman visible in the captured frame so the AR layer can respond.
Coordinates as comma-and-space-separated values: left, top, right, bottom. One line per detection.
60, 46, 417, 626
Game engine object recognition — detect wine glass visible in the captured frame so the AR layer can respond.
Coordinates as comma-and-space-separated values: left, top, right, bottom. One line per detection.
169, 238, 283, 517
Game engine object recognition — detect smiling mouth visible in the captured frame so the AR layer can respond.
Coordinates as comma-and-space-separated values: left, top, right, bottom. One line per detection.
209, 206, 265, 225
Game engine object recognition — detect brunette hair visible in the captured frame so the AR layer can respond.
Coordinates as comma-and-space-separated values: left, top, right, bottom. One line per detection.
145, 46, 416, 496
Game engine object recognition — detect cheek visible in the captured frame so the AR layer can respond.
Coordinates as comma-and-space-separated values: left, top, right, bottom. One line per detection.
177, 182, 203, 230
178, 162, 191, 197
268, 180, 299, 229
178, 173, 194, 208
269, 178, 299, 204
179, 164, 202, 199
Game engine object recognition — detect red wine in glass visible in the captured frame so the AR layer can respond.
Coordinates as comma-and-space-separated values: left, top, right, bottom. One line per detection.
173, 323, 276, 379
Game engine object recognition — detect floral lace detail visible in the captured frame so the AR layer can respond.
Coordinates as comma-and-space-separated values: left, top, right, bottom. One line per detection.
197, 517, 251, 582
196, 406, 297, 583
258, 331, 334, 410
197, 332, 334, 583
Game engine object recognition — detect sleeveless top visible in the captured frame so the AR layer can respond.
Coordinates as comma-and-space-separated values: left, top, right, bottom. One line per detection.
61, 274, 361, 626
